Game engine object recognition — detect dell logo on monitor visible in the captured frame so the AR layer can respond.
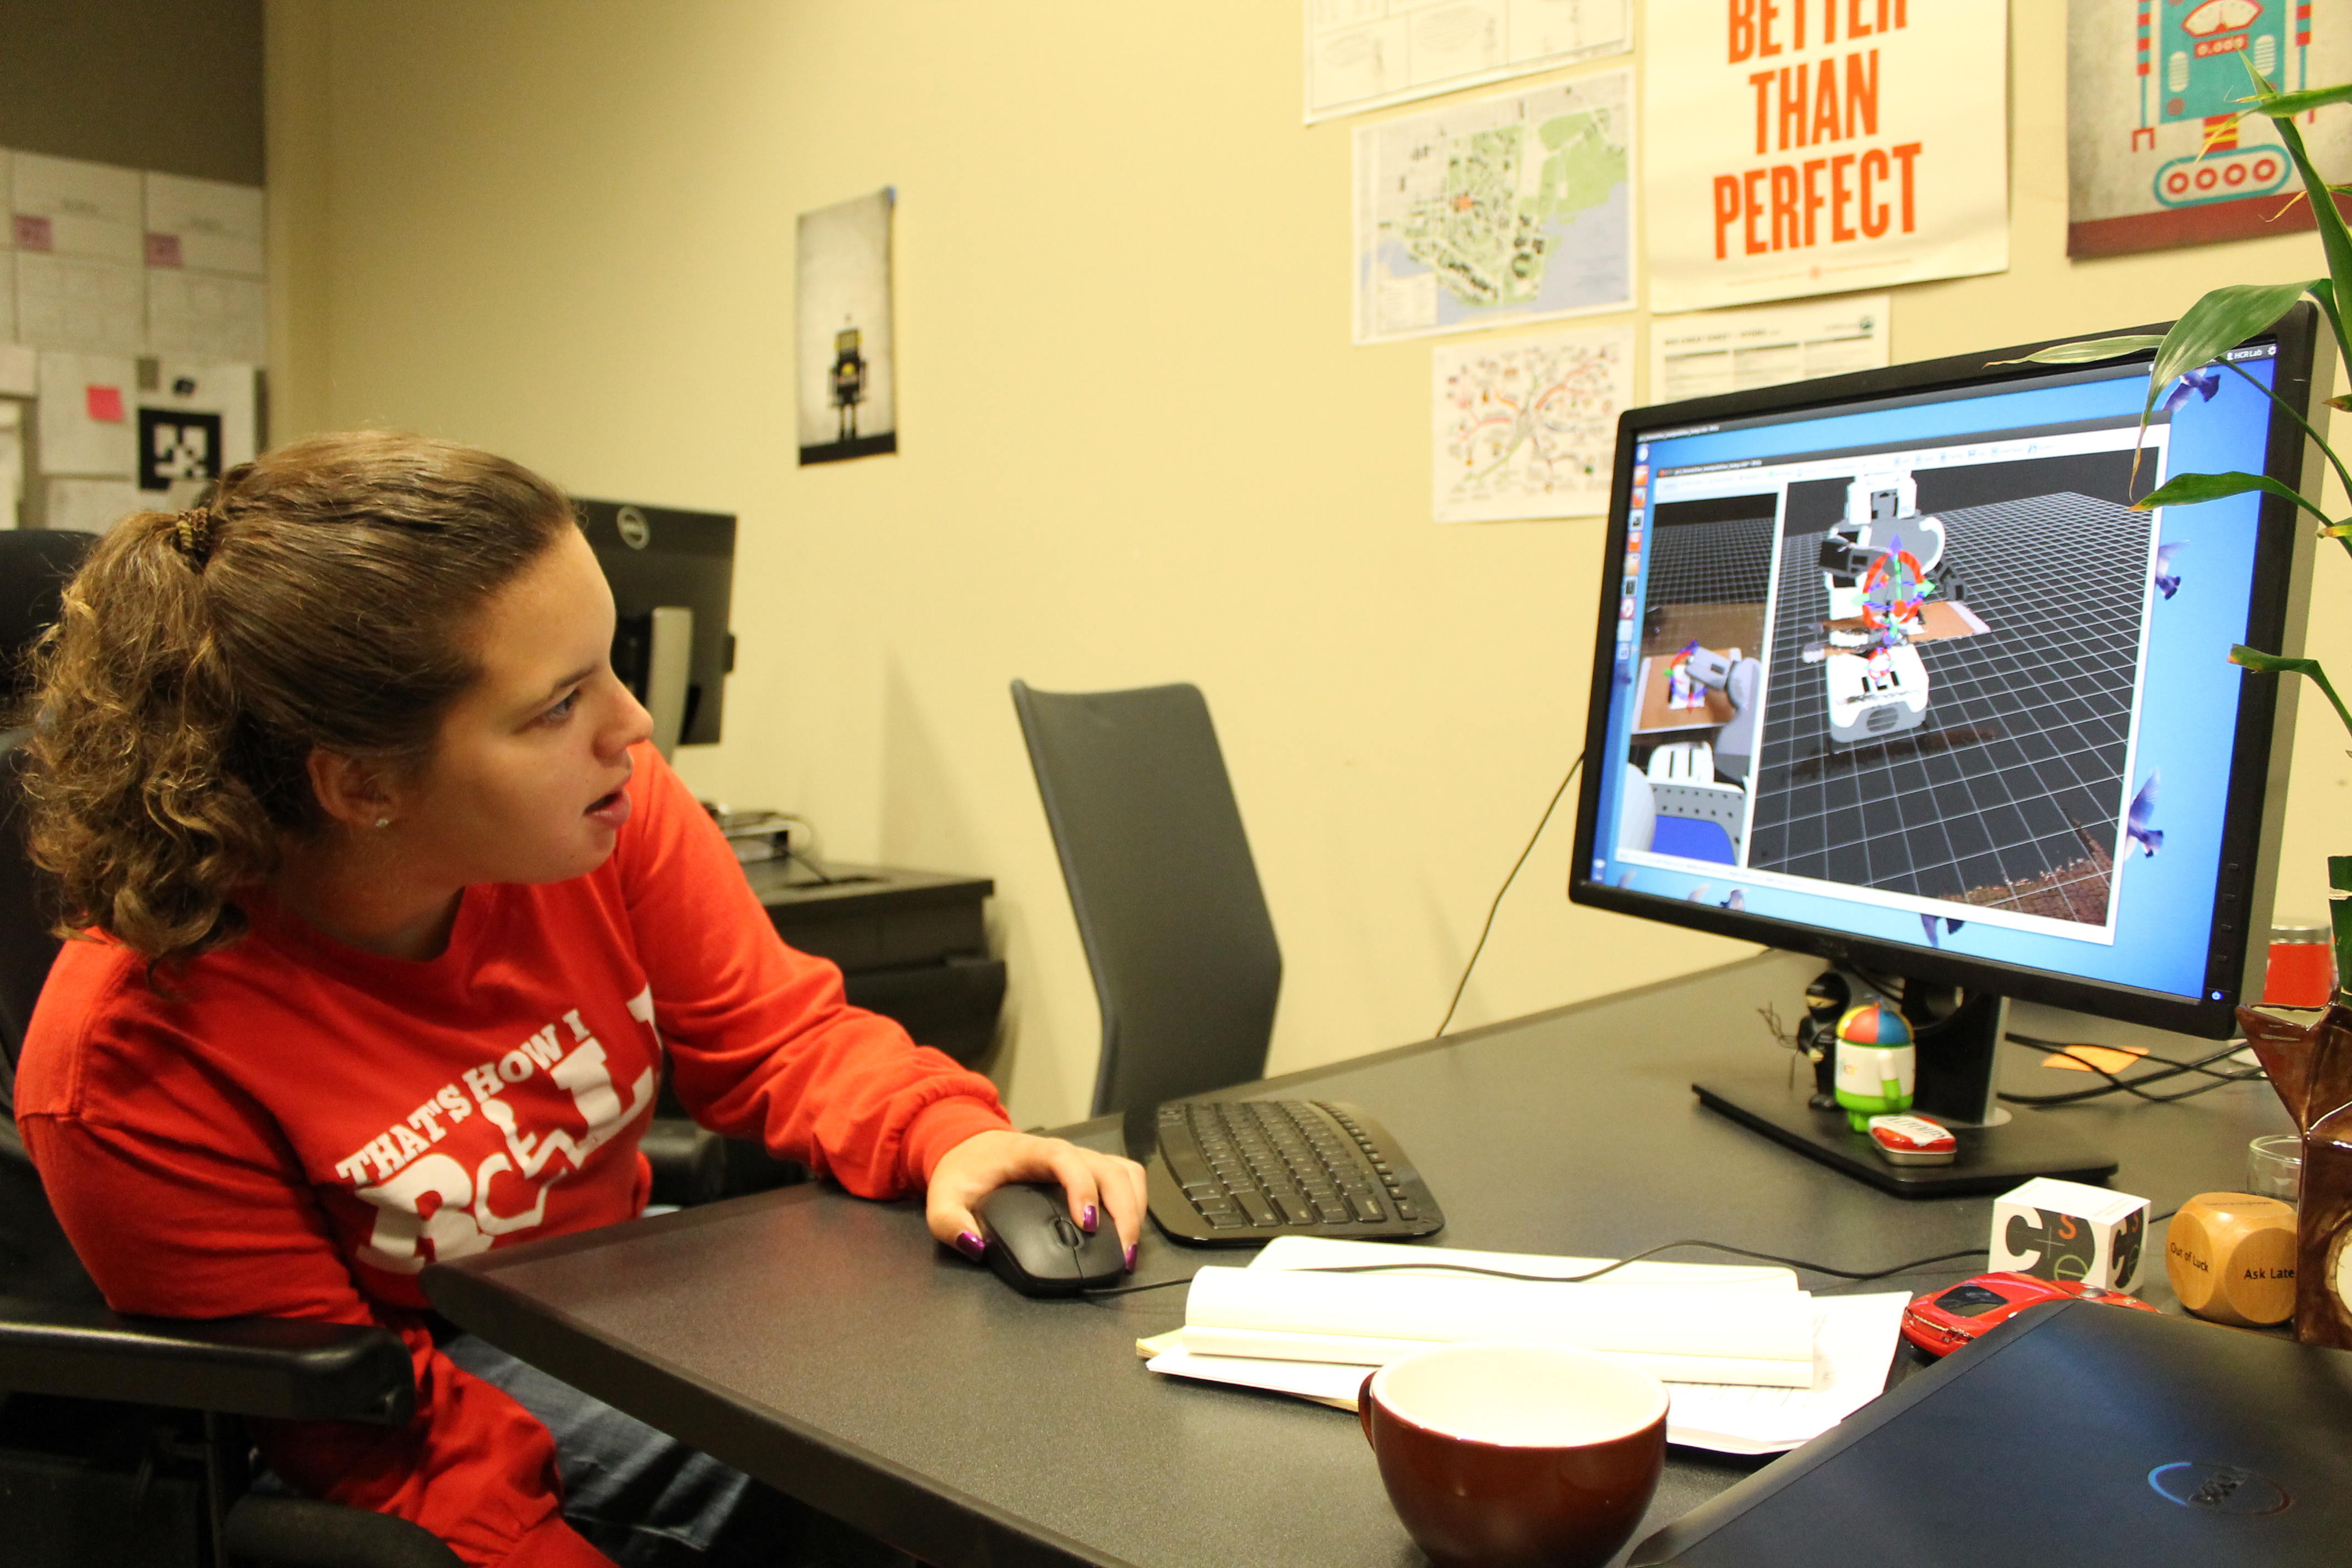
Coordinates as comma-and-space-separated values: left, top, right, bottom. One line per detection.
617, 505, 651, 550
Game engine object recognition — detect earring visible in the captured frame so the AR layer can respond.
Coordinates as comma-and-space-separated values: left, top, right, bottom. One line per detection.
374, 818, 392, 829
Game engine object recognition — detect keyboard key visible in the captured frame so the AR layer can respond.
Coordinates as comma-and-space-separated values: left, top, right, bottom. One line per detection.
1234, 1190, 1280, 1227
1347, 1192, 1387, 1223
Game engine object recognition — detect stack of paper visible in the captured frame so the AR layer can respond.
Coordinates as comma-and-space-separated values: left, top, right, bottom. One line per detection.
1140, 1237, 1908, 1456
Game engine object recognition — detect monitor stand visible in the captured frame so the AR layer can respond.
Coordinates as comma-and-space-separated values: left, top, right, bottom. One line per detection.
1692, 982, 2119, 1199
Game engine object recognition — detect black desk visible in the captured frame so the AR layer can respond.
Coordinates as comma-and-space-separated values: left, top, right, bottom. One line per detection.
744, 861, 1003, 1066
425, 954, 2295, 1567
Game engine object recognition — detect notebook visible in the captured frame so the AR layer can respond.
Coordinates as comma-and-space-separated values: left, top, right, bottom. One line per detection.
1631, 1299, 2352, 1566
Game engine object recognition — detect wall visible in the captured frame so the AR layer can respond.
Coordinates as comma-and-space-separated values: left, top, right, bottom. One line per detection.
264, 1, 2352, 1129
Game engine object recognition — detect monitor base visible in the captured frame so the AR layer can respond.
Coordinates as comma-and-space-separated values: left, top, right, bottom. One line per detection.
1692, 1071, 2118, 1198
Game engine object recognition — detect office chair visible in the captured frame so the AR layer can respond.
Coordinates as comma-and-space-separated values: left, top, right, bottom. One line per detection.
1010, 680, 1281, 1118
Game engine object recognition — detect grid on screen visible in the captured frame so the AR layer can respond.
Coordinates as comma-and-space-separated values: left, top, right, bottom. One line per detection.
1744, 491, 2153, 926
1642, 513, 1776, 608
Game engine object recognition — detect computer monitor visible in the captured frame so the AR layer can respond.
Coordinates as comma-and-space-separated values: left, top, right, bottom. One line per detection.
573, 498, 737, 756
1569, 306, 2329, 1193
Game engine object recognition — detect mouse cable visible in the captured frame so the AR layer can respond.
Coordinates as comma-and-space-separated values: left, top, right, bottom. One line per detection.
1081, 1238, 2000, 1301
1434, 752, 1584, 1039
1996, 1035, 2263, 1107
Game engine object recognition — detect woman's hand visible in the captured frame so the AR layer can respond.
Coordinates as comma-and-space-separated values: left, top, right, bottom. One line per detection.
927, 1129, 1148, 1266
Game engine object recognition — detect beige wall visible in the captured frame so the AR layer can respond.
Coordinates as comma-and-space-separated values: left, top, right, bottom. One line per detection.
264, 1, 2352, 1129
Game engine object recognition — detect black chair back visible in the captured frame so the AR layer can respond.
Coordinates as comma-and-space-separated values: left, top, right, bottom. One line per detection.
1011, 680, 1281, 1117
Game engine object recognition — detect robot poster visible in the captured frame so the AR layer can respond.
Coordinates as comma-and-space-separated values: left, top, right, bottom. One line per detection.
2068, 1, 2352, 258
796, 187, 897, 465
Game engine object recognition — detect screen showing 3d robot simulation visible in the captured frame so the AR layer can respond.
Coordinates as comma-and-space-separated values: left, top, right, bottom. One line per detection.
1573, 322, 2316, 1039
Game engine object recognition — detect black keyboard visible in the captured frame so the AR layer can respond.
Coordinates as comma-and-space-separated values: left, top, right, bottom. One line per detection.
1146, 1099, 1445, 1245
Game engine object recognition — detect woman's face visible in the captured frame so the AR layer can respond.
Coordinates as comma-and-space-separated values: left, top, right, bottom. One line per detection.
388, 527, 654, 888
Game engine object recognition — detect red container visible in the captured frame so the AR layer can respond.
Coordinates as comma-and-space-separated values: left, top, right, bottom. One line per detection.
2264, 921, 2335, 1008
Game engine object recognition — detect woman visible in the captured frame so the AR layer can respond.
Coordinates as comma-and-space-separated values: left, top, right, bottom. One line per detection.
12, 432, 1144, 1567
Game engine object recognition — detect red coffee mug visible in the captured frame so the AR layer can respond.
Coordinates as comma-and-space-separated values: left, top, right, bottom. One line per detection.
1359, 1341, 1668, 1568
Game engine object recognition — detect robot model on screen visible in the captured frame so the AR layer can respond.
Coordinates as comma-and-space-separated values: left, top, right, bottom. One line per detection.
1811, 470, 1957, 745
1832, 1000, 1917, 1131
1665, 640, 1708, 709
831, 320, 868, 442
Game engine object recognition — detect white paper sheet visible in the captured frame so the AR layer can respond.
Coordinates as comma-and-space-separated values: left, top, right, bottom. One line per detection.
0, 406, 23, 530
1145, 1291, 1909, 1456
147, 269, 266, 362
41, 475, 140, 533
17, 252, 145, 355
0, 248, 14, 344
144, 173, 266, 278
35, 351, 137, 476
1649, 296, 1891, 404
10, 152, 144, 264
0, 345, 32, 400
1435, 323, 1634, 522
1305, 0, 1631, 123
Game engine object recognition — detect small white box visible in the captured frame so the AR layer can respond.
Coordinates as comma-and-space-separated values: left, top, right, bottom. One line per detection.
1990, 1178, 2150, 1293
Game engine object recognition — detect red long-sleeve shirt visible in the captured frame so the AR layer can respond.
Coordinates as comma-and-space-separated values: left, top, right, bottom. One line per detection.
15, 744, 1011, 1567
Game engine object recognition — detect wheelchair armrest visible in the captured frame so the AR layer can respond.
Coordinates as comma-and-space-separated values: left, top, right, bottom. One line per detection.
0, 1295, 414, 1424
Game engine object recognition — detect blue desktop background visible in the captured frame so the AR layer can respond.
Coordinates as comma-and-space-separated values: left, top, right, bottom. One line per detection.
1589, 356, 2282, 1001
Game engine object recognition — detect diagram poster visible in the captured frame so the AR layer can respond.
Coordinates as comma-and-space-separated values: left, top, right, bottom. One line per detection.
1432, 323, 1632, 523
796, 188, 896, 466
1354, 71, 1633, 344
1304, 0, 1630, 123
1642, 1, 2008, 315
2067, 1, 2352, 258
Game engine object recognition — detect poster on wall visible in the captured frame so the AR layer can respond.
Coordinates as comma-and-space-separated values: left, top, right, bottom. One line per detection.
796, 187, 896, 466
1642, 1, 2009, 315
1304, 0, 1631, 123
1431, 322, 1632, 523
1354, 70, 1634, 344
1649, 293, 1890, 403
2067, 0, 2352, 259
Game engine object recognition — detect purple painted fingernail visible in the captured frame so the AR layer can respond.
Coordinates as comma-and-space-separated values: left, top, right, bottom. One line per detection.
1081, 1204, 1099, 1232
955, 1230, 987, 1260
1124, 1244, 1137, 1269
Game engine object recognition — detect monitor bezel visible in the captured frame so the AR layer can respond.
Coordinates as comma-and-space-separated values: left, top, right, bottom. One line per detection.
1567, 305, 2327, 1040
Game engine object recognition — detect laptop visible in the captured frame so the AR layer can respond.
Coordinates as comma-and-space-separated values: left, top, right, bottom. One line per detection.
1632, 1299, 2352, 1566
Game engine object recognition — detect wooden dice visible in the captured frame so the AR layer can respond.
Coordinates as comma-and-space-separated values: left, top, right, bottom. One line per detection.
2165, 1193, 2297, 1327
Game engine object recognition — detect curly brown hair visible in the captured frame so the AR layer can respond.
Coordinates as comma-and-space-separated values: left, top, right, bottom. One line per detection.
20, 431, 577, 962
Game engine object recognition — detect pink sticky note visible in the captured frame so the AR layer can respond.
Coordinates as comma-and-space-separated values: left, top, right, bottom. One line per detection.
145, 232, 183, 268
12, 215, 52, 251
86, 385, 125, 423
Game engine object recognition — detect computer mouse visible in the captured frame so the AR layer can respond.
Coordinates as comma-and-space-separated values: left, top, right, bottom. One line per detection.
973, 1183, 1130, 1298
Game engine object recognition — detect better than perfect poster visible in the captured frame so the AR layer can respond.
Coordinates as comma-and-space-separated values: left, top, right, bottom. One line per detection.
1642, 1, 2008, 315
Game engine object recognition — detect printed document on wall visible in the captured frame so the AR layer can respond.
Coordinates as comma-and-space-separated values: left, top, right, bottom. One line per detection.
1305, 0, 1630, 123
1355, 71, 1632, 345
1649, 293, 1889, 404
1642, 1, 2007, 314
1433, 323, 1631, 523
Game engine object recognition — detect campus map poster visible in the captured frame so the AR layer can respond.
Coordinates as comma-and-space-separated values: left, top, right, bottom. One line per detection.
1353, 71, 1634, 344
1432, 322, 1633, 522
2067, 0, 2352, 258
1642, 1, 2008, 314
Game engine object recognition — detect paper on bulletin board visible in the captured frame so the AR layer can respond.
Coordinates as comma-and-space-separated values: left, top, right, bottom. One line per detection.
42, 476, 140, 534
10, 152, 144, 264
1433, 322, 1632, 524
0, 248, 14, 344
0, 404, 22, 531
148, 269, 267, 362
2066, 1, 2352, 258
1649, 293, 1890, 404
144, 172, 266, 277
1304, 0, 1630, 123
1641, 1, 2008, 315
1354, 72, 1634, 344
36, 351, 137, 476
16, 252, 145, 355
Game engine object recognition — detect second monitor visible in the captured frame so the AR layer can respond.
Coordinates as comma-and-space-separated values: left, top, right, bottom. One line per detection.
575, 498, 737, 756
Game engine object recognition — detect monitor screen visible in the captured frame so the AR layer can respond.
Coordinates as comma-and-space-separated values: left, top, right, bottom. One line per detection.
1570, 311, 2323, 1039
574, 498, 737, 749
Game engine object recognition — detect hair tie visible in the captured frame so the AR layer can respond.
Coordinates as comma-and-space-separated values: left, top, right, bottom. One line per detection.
170, 506, 219, 569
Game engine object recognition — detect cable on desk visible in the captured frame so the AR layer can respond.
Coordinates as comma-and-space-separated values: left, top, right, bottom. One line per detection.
1996, 1033, 2264, 1106
1082, 1238, 2004, 1300
1434, 752, 1584, 1039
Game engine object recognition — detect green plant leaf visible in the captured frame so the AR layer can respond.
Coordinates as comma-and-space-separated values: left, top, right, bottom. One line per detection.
2255, 81, 2352, 117
2267, 111, 2352, 357
2329, 393, 2351, 412
2133, 469, 2330, 522
2146, 281, 2321, 412
1991, 335, 2164, 367
2234, 645, 2352, 741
